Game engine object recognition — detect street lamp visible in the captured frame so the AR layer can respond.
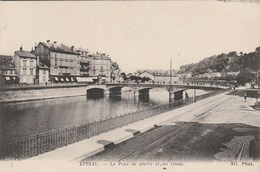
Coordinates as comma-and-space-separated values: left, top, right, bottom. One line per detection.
257, 71, 259, 89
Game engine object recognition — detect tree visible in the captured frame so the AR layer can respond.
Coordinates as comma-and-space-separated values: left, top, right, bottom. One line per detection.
236, 70, 256, 86
141, 77, 151, 83
120, 72, 127, 81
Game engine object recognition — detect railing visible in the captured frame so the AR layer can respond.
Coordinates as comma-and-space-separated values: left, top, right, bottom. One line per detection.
1, 88, 231, 160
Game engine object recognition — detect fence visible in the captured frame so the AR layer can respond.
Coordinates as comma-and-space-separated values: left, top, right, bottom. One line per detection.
2, 88, 231, 160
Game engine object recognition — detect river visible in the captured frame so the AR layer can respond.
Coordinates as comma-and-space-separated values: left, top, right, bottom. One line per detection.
0, 88, 208, 148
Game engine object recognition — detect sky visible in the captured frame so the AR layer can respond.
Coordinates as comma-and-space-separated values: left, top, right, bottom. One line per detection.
0, 1, 260, 73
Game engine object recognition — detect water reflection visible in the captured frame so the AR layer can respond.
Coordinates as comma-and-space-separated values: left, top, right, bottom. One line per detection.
0, 88, 208, 146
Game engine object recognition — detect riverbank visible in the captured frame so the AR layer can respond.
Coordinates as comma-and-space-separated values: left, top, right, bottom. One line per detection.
0, 86, 88, 103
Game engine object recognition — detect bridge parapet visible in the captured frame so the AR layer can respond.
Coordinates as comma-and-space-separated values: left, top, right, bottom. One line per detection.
106, 83, 223, 90
86, 84, 107, 90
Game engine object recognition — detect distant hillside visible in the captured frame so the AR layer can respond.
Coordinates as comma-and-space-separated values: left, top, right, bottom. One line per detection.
178, 46, 260, 75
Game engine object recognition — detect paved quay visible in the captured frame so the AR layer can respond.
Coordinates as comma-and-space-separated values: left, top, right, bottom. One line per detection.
85, 89, 260, 162
28, 89, 239, 162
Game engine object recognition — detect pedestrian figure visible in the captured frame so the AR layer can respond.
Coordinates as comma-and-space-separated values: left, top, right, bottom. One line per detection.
244, 93, 247, 102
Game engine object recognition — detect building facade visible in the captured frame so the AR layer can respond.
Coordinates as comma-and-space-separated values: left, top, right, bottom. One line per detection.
89, 52, 113, 82
36, 63, 49, 84
137, 70, 179, 84
14, 47, 36, 84
0, 55, 18, 85
77, 48, 90, 77
34, 41, 80, 83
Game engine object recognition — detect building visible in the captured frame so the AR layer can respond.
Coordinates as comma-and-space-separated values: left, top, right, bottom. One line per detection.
139, 71, 155, 81
227, 71, 240, 76
14, 47, 36, 84
154, 73, 179, 84
136, 70, 179, 84
34, 41, 120, 83
88, 52, 113, 83
34, 40, 80, 83
77, 48, 90, 77
36, 63, 49, 84
0, 55, 18, 85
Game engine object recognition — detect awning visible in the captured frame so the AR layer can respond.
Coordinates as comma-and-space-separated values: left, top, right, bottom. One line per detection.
54, 77, 58, 81
76, 77, 93, 82
5, 77, 10, 80
65, 77, 69, 82
60, 78, 64, 81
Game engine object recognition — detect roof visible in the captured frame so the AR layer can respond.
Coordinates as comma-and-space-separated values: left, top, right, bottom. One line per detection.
0, 55, 15, 69
139, 71, 154, 75
15, 50, 36, 59
38, 63, 49, 69
92, 53, 111, 60
40, 42, 79, 55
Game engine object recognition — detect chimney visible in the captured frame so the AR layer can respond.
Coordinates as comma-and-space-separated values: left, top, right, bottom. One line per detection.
20, 46, 23, 51
36, 56, 40, 66
46, 40, 51, 47
53, 41, 57, 48
71, 46, 74, 51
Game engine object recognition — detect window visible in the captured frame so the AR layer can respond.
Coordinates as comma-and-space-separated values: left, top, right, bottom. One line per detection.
101, 66, 103, 71
22, 60, 27, 67
30, 60, 34, 67
43, 76, 46, 82
30, 69, 34, 75
43, 70, 46, 74
55, 57, 58, 66
23, 68, 27, 75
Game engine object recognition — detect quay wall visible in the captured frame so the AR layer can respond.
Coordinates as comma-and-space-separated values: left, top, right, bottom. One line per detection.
0, 87, 88, 103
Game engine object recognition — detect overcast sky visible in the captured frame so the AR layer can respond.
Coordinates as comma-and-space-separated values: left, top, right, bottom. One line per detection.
0, 1, 260, 73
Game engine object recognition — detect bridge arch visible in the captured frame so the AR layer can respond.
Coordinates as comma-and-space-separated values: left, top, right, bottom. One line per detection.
86, 85, 106, 98
107, 86, 123, 96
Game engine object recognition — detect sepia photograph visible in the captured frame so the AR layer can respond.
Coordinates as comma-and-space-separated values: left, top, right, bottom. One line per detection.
0, 1, 260, 172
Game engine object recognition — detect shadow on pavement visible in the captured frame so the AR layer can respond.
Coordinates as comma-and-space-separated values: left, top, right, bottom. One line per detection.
86, 121, 260, 162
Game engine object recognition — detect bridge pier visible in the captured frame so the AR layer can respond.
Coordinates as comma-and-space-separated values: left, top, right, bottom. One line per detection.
134, 91, 140, 97
104, 89, 110, 96
168, 89, 184, 102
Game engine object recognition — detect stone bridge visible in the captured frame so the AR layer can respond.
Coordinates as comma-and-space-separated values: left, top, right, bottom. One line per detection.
86, 83, 223, 102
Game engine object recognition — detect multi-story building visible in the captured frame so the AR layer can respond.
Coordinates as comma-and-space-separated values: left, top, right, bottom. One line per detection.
36, 63, 49, 84
34, 40, 81, 83
0, 55, 18, 85
89, 52, 113, 83
77, 48, 90, 77
14, 47, 36, 84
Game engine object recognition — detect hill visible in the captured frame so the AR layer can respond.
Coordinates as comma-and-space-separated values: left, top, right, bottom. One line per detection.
178, 46, 260, 76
